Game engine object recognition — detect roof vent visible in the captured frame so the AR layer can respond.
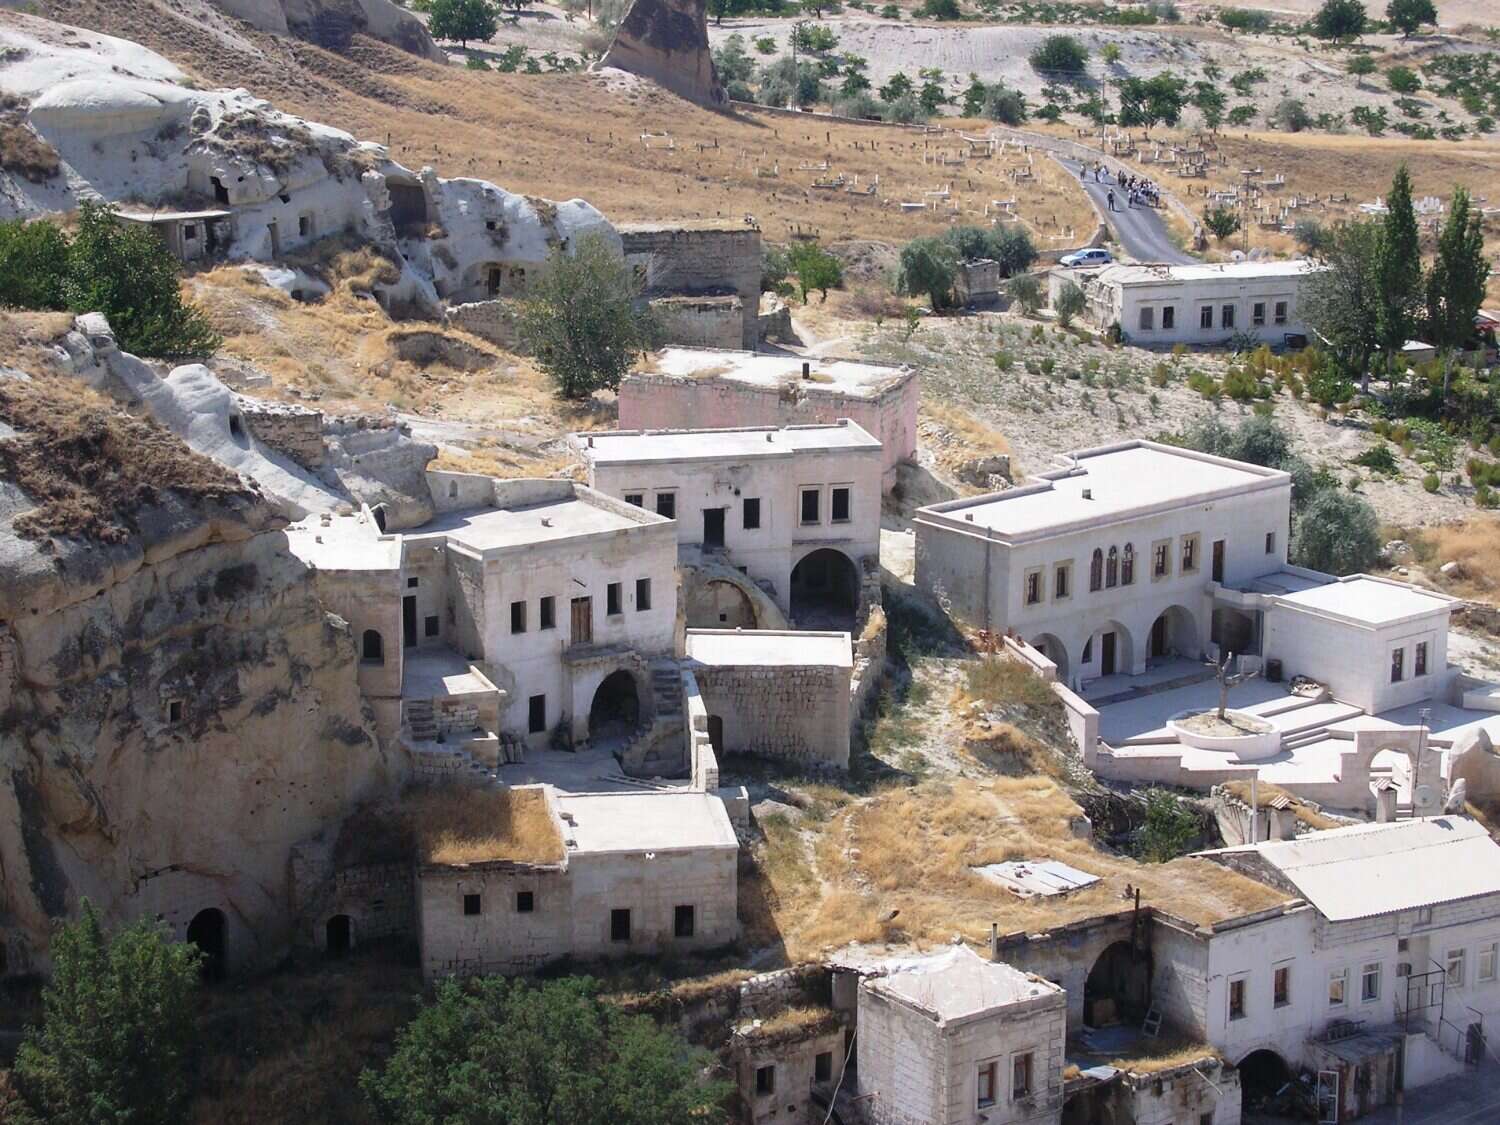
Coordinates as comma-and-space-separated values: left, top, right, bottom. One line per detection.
587, 435, 594, 447
541, 517, 553, 527
1082, 488, 1093, 500
801, 361, 811, 379
766, 431, 774, 442
965, 513, 974, 522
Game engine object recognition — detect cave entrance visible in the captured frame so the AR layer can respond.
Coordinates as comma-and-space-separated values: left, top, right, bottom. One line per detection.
187, 908, 227, 980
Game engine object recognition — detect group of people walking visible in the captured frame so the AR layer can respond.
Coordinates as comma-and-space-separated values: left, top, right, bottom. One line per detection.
1080, 162, 1162, 212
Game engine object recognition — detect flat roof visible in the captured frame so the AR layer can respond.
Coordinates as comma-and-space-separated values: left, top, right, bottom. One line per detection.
115, 208, 231, 222
685, 629, 853, 669
406, 497, 648, 554
644, 347, 909, 399
1205, 817, 1500, 922
865, 946, 1060, 1023
1099, 259, 1317, 286
919, 441, 1287, 541
555, 791, 738, 854
1272, 575, 1454, 628
285, 510, 402, 571
577, 420, 881, 465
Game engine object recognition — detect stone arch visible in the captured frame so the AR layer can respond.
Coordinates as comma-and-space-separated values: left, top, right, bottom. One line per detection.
1347, 728, 1441, 815
790, 547, 859, 628
1212, 607, 1257, 656
187, 908, 227, 980
1238, 1048, 1291, 1110
1085, 619, 1133, 679
1031, 633, 1070, 683
686, 578, 760, 630
589, 668, 641, 739
1084, 940, 1152, 1027
361, 629, 385, 664
325, 914, 353, 956
1147, 605, 1200, 662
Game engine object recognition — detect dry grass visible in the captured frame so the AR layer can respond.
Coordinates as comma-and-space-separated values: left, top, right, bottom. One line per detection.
921, 400, 1018, 480
1417, 520, 1500, 601
1221, 779, 1339, 831
736, 1004, 842, 1046
410, 785, 564, 866
1108, 1037, 1223, 1076
0, 368, 252, 542
0, 102, 61, 183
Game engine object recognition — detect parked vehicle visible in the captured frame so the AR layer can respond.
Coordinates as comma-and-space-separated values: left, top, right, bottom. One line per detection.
1059, 248, 1112, 268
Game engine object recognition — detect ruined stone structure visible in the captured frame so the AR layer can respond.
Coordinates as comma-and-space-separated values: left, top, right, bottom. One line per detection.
236, 395, 325, 468
619, 223, 762, 351
598, 0, 727, 109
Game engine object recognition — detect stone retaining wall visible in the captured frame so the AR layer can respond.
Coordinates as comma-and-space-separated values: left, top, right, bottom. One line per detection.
619, 224, 762, 350
236, 397, 324, 468
692, 662, 851, 769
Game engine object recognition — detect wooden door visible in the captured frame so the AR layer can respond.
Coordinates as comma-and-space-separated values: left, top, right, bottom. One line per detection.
1212, 539, 1226, 583
570, 597, 592, 646
1101, 631, 1117, 676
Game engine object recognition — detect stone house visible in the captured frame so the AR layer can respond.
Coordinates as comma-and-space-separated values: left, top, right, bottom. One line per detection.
575, 420, 883, 628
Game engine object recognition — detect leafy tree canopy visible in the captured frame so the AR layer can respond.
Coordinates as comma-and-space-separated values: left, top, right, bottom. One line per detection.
897, 236, 959, 309
428, 0, 499, 46
1310, 0, 1367, 39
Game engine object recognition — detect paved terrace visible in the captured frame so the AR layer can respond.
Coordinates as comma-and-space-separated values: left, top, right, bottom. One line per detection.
647, 347, 908, 399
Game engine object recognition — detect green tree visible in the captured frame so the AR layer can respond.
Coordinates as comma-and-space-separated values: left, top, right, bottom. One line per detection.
361, 976, 729, 1125
66, 202, 221, 358
1055, 281, 1086, 327
1193, 83, 1227, 131
516, 233, 659, 399
1029, 34, 1089, 77
897, 236, 959, 309
787, 240, 843, 303
917, 0, 961, 18
878, 71, 913, 102
1346, 53, 1376, 77
918, 67, 950, 114
1386, 0, 1436, 37
840, 55, 872, 95
1136, 790, 1200, 862
1291, 488, 1381, 574
1302, 219, 1383, 390
961, 73, 987, 117
1269, 97, 1312, 131
13, 901, 201, 1125
1202, 204, 1242, 242
0, 217, 69, 310
1007, 273, 1043, 314
1385, 65, 1421, 93
428, 0, 498, 46
1102, 42, 1122, 65
983, 84, 1028, 124
1424, 186, 1490, 400
1374, 164, 1422, 372
1310, 0, 1366, 39
1118, 74, 1189, 128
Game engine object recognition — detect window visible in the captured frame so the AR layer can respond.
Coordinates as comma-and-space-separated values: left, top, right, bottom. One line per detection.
1362, 961, 1382, 1003
1121, 543, 1135, 585
1082, 637, 1093, 664
674, 904, 695, 938
1252, 301, 1266, 326
607, 582, 623, 616
1200, 305, 1214, 330
166, 699, 184, 724
528, 694, 546, 734
539, 596, 556, 630
1415, 641, 1428, 677
361, 629, 384, 664
1479, 941, 1497, 983
815, 1052, 833, 1083
1391, 647, 1405, 683
516, 891, 534, 913
624, 492, 643, 508
1153, 541, 1170, 578
1274, 964, 1291, 1008
1181, 534, 1199, 573
463, 893, 481, 916
1162, 306, 1176, 330
183, 224, 198, 241
1025, 569, 1042, 606
831, 486, 851, 523
743, 497, 761, 529
755, 1065, 776, 1096
976, 1061, 997, 1108
1222, 304, 1236, 329
1229, 976, 1247, 1021
655, 492, 676, 519
636, 578, 652, 612
510, 600, 527, 634
1090, 548, 1104, 592
1011, 1052, 1033, 1100
1139, 307, 1155, 331
1329, 968, 1348, 1008
1105, 546, 1119, 588
1266, 531, 1276, 554
407, 576, 419, 589
1054, 562, 1071, 600
424, 614, 440, 637
610, 908, 631, 942
1448, 947, 1467, 987
800, 488, 820, 525
1274, 300, 1289, 325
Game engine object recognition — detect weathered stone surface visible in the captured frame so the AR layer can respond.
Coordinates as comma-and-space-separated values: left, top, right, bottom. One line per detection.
599, 0, 726, 109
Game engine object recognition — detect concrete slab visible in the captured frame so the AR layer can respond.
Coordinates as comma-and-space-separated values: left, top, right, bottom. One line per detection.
685, 628, 853, 668
406, 498, 642, 554
495, 741, 691, 795
579, 420, 880, 464
556, 790, 738, 853
1097, 675, 1290, 744
402, 649, 495, 699
648, 347, 907, 398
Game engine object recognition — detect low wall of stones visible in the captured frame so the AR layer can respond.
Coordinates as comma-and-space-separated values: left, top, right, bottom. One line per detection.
649, 294, 744, 350
850, 603, 888, 746
444, 299, 520, 350
757, 300, 795, 343
685, 669, 720, 791
693, 662, 851, 769
237, 399, 324, 468
292, 856, 415, 954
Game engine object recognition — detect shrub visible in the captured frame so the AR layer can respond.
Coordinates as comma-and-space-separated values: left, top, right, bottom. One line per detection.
1055, 281, 1085, 327
1029, 35, 1089, 77
1291, 488, 1382, 573
754, 35, 777, 53
983, 85, 1028, 124
1007, 274, 1043, 314
1422, 472, 1440, 493
1136, 790, 1200, 862
1270, 97, 1312, 132
0, 217, 69, 310
1386, 65, 1421, 93
994, 349, 1014, 372
917, 0, 961, 17
1219, 6, 1273, 31
1352, 442, 1399, 474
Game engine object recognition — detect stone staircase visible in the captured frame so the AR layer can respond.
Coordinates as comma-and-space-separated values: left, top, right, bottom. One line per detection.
618, 662, 689, 778
652, 664, 683, 720
405, 699, 438, 742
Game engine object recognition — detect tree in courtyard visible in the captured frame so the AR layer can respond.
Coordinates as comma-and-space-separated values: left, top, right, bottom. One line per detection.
12, 901, 201, 1125
1055, 281, 1086, 328
1301, 219, 1383, 390
787, 240, 843, 303
516, 233, 659, 399
1310, 0, 1366, 39
361, 976, 729, 1125
1385, 0, 1436, 38
1202, 204, 1241, 243
1290, 488, 1381, 574
897, 236, 959, 309
1424, 186, 1490, 400
427, 0, 499, 47
1374, 164, 1422, 374
1028, 35, 1089, 77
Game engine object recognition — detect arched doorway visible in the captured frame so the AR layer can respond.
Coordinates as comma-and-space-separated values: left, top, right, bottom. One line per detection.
1147, 606, 1199, 662
1239, 1049, 1290, 1112
1084, 621, 1133, 680
589, 669, 640, 740
1211, 607, 1257, 656
187, 908, 227, 980
790, 549, 859, 630
325, 914, 353, 956
1084, 940, 1152, 1027
685, 578, 759, 630
1030, 633, 1069, 683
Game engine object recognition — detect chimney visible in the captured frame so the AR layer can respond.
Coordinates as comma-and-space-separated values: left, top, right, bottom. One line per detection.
1082, 488, 1093, 500
802, 361, 811, 379
1375, 782, 1398, 823
541, 517, 553, 528
766, 431, 774, 442
587, 435, 594, 447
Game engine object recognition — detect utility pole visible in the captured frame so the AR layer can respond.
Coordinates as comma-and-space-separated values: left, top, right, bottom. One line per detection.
1239, 167, 1260, 255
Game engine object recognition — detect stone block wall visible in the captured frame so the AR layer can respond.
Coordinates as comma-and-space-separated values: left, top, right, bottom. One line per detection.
236, 397, 325, 468
619, 224, 762, 349
444, 299, 520, 349
692, 663, 851, 769
648, 294, 744, 350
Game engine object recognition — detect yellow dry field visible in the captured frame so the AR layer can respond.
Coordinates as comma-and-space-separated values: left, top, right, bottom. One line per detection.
410, 785, 565, 866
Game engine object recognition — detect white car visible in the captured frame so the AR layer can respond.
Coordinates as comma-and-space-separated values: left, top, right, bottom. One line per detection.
1059, 248, 1112, 268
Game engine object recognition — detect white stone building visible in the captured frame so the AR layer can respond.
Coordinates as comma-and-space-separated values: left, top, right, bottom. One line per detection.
1067, 260, 1319, 347
915, 440, 1293, 686
576, 421, 883, 627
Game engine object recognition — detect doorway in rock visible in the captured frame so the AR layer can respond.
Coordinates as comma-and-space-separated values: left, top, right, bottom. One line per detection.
703, 507, 726, 549
1084, 940, 1151, 1028
325, 914, 353, 956
187, 908, 227, 980
403, 596, 417, 647
589, 670, 640, 740
1239, 1049, 1291, 1113
708, 714, 724, 755
790, 548, 858, 630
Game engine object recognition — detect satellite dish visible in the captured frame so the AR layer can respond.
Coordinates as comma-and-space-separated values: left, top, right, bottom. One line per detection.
1415, 785, 1436, 809
1229, 249, 1246, 262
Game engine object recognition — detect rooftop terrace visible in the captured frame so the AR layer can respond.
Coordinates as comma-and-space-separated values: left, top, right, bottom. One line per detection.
576, 420, 881, 465
643, 347, 909, 399
1270, 574, 1455, 628
406, 495, 657, 555
556, 790, 738, 855
685, 628, 853, 669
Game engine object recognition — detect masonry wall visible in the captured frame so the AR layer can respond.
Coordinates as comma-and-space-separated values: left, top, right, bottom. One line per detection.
734, 1025, 845, 1125
619, 225, 762, 350
692, 662, 851, 768
444, 299, 519, 349
301, 862, 414, 952
238, 402, 324, 468
648, 295, 744, 350
1118, 1060, 1241, 1125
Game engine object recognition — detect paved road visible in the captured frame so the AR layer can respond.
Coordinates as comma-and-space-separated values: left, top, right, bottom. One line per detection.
1059, 158, 1197, 265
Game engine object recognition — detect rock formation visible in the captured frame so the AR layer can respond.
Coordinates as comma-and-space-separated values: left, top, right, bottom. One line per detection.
599, 0, 726, 109
212, 0, 446, 61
